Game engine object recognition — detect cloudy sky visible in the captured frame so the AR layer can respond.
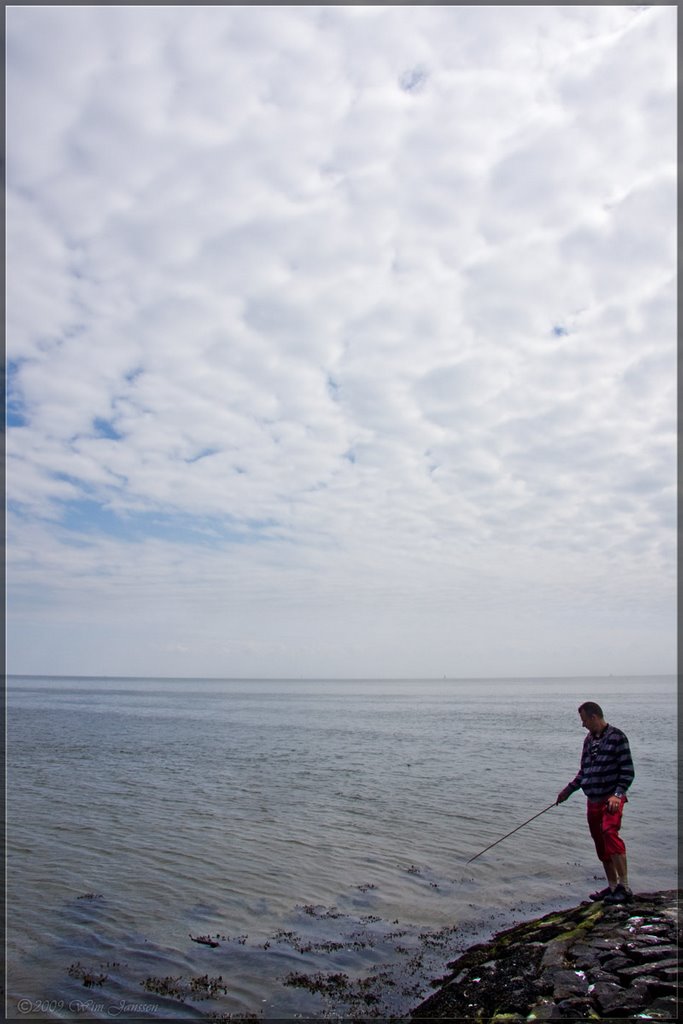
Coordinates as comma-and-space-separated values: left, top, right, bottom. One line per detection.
6, 5, 676, 679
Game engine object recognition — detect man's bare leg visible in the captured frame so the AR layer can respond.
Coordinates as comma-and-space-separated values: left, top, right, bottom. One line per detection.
610, 853, 629, 888
603, 859, 619, 889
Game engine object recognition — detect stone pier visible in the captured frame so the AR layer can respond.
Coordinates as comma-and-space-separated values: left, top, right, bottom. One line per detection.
410, 890, 680, 1021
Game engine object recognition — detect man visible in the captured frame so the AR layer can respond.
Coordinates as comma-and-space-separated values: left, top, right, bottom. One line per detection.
557, 701, 635, 905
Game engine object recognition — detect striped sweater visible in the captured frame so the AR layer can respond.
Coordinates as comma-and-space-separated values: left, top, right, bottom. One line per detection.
565, 724, 635, 801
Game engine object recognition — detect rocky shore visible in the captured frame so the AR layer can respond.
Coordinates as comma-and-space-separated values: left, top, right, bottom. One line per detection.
410, 890, 679, 1022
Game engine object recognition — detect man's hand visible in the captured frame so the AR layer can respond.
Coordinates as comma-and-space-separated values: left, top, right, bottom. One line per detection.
556, 788, 570, 804
607, 795, 622, 814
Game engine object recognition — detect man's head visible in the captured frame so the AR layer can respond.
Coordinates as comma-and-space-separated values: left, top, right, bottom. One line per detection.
578, 701, 606, 735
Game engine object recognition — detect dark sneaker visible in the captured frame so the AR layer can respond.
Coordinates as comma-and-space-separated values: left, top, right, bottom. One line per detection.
589, 886, 612, 901
603, 884, 633, 905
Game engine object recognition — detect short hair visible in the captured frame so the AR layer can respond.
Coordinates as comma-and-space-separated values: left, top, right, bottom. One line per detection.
579, 701, 604, 719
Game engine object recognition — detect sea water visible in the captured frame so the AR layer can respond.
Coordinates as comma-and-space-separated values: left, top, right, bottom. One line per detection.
6, 675, 677, 1019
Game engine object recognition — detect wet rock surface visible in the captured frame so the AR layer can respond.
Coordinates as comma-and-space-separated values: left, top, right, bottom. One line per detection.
410, 890, 680, 1021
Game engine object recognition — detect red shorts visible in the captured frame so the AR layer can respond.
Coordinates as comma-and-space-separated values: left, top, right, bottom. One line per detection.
587, 796, 627, 861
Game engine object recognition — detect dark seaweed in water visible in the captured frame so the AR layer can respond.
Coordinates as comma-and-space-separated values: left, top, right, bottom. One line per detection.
141, 976, 186, 1000
284, 971, 351, 995
189, 975, 231, 999
67, 962, 108, 987
284, 967, 399, 1015
189, 932, 221, 947
141, 974, 229, 1001
206, 1015, 262, 1023
263, 926, 352, 954
297, 903, 345, 918
259, 898, 476, 1017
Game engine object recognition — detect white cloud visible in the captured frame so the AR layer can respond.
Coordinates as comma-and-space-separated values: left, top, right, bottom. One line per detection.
6, 4, 676, 678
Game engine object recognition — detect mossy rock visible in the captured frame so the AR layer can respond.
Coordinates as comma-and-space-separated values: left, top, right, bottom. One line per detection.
554, 903, 603, 942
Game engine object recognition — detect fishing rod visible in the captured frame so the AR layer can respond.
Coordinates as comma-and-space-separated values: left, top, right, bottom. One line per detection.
466, 800, 557, 864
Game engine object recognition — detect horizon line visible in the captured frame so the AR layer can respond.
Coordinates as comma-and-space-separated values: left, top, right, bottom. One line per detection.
5, 671, 676, 682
